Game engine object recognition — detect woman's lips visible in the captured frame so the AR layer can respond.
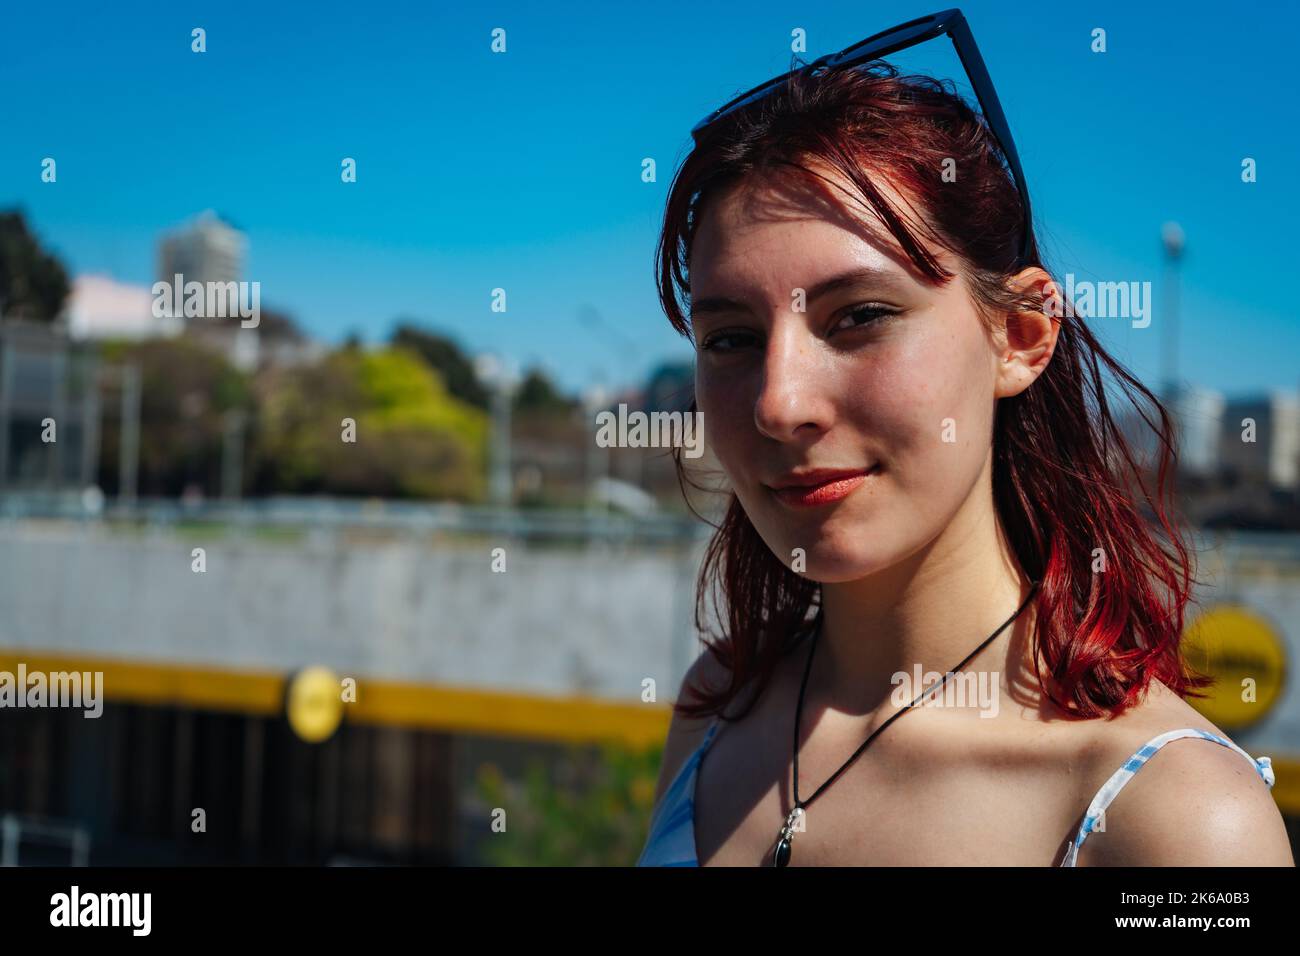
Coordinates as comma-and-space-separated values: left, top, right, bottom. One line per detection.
769, 465, 880, 508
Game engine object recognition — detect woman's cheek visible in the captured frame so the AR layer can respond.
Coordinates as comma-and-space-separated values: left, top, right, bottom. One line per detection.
697, 379, 751, 478
889, 377, 986, 515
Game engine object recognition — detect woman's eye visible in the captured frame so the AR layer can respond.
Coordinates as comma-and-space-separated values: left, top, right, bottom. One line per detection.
699, 330, 758, 352
832, 303, 897, 333
699, 306, 898, 352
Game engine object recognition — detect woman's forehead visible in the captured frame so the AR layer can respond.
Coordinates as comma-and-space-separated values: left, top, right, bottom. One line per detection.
690, 164, 944, 290
686, 184, 941, 297
692, 227, 902, 300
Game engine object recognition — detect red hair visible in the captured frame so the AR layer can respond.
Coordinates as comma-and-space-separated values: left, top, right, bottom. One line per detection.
658, 60, 1212, 721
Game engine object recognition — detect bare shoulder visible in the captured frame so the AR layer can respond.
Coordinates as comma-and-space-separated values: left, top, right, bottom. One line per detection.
1076, 682, 1293, 866
649, 644, 733, 807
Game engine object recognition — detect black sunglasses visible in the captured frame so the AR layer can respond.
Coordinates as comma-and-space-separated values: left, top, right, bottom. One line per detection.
691, 8, 1033, 267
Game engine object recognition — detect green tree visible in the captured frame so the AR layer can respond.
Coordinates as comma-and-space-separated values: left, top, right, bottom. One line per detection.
251, 345, 488, 500
390, 321, 489, 410
0, 210, 70, 321
512, 367, 576, 416
96, 336, 252, 496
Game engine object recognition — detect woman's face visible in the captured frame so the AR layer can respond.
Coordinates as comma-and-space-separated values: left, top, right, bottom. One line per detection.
689, 165, 1033, 583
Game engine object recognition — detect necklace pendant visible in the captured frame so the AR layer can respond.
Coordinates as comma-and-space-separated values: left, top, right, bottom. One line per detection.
772, 834, 792, 867
772, 807, 804, 868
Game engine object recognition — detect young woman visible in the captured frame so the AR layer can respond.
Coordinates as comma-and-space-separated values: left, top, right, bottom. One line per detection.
636, 52, 1292, 866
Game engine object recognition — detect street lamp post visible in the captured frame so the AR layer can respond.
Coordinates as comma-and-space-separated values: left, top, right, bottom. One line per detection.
221, 408, 247, 501
583, 380, 610, 517
1161, 221, 1185, 403
474, 354, 518, 508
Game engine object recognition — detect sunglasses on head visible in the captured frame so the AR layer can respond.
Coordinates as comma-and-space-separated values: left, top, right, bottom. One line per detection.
690, 8, 1033, 267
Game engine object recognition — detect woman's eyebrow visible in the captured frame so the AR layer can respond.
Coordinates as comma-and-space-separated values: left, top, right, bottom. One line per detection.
690, 266, 908, 319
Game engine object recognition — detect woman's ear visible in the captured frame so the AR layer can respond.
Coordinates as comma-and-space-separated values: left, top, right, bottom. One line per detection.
995, 267, 1061, 399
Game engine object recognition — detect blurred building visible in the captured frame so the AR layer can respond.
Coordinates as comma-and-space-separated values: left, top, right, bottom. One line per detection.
1120, 385, 1300, 494
1168, 383, 1225, 478
0, 318, 100, 492
1221, 391, 1300, 489
67, 274, 181, 342
157, 210, 246, 291
644, 360, 694, 414
158, 211, 260, 372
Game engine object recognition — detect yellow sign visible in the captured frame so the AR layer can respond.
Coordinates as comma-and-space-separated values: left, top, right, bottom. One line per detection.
1182, 605, 1287, 729
286, 665, 345, 743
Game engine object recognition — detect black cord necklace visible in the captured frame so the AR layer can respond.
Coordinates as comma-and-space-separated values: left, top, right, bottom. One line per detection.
771, 580, 1040, 867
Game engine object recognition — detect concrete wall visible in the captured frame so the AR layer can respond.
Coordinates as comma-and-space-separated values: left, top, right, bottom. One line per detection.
1, 521, 1297, 755
0, 520, 708, 703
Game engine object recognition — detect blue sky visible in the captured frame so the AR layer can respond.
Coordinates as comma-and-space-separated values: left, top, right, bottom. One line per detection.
2, 0, 1296, 396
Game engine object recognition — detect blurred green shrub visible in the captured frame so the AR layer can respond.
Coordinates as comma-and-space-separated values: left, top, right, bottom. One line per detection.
473, 739, 662, 867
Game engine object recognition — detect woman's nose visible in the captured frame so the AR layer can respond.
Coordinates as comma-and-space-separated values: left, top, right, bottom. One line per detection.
752, 327, 832, 442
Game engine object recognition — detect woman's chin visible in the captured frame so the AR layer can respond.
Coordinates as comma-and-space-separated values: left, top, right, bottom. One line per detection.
768, 539, 893, 584
796, 561, 888, 584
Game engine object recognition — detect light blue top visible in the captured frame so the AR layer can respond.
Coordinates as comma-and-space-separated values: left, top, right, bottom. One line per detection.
636, 720, 1275, 866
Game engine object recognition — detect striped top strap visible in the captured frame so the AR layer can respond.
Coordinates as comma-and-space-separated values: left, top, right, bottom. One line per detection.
1060, 728, 1276, 867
